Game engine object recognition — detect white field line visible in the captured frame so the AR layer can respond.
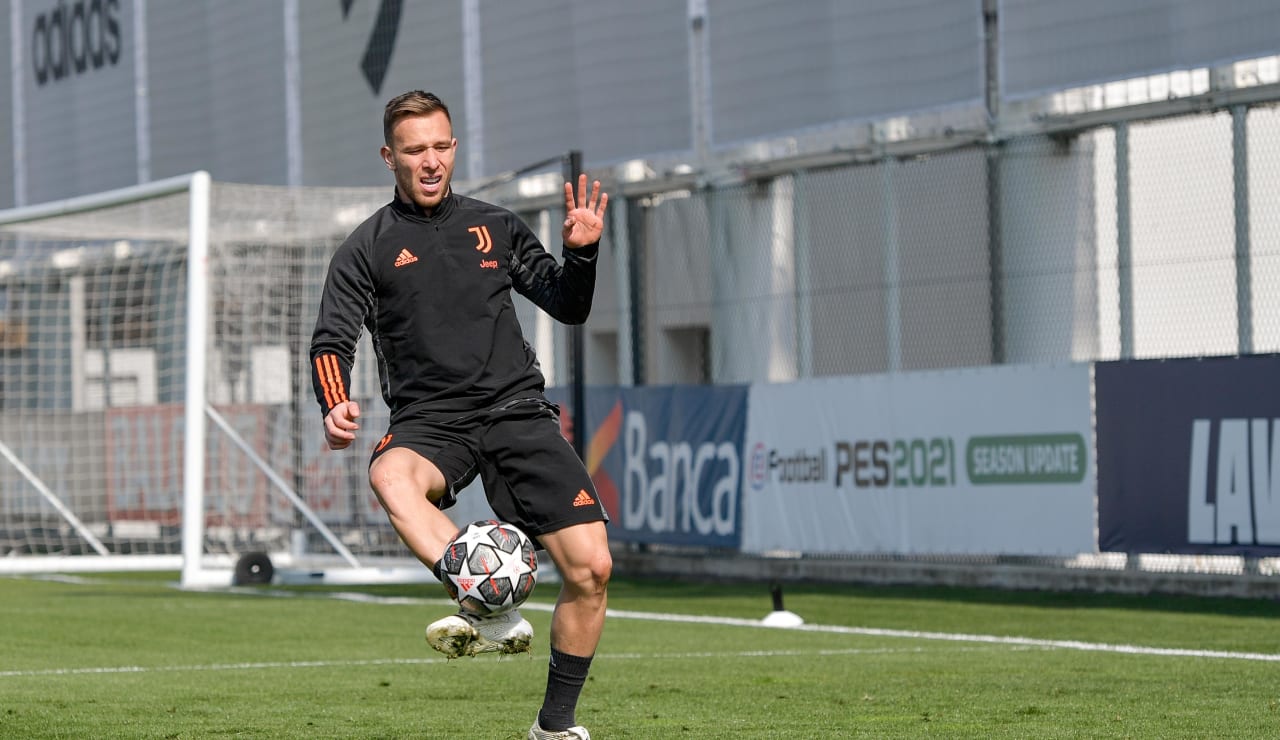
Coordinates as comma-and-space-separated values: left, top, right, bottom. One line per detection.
376, 595, 1280, 664
599, 607, 1280, 663
6, 583, 1279, 680
0, 647, 927, 679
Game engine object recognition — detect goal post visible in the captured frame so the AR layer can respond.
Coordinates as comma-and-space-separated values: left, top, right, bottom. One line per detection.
0, 173, 436, 587
182, 171, 211, 588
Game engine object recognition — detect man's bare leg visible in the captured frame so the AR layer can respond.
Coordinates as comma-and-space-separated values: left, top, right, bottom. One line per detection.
367, 447, 458, 568
370, 448, 537, 658
532, 520, 611, 733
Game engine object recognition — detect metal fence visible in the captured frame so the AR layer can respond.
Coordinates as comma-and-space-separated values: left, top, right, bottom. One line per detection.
524, 101, 1280, 390
480, 87, 1280, 597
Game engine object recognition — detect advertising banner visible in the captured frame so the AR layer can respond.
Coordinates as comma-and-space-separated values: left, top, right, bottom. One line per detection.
15, 0, 139, 203
741, 364, 1095, 556
1096, 355, 1280, 555
549, 385, 748, 548
0, 410, 102, 521
265, 405, 390, 526
106, 404, 277, 527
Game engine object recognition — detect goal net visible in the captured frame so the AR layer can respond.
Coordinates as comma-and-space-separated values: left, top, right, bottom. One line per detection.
0, 172, 437, 587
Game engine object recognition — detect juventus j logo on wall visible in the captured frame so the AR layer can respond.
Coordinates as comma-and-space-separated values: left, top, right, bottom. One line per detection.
341, 0, 403, 95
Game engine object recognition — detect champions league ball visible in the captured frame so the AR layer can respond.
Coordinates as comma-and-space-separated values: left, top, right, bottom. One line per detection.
439, 520, 538, 616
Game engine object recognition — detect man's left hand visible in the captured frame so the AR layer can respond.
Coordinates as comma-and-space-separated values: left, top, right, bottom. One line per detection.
563, 173, 609, 248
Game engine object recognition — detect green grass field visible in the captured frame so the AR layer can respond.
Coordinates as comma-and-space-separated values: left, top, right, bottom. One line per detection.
2, 572, 1278, 738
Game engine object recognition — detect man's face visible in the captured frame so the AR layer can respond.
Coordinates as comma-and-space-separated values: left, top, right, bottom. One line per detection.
382, 111, 456, 212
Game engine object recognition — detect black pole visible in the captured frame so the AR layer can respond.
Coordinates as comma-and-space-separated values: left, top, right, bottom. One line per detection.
563, 150, 587, 461
627, 197, 647, 386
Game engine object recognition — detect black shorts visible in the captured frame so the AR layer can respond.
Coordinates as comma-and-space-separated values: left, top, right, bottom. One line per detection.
369, 395, 608, 539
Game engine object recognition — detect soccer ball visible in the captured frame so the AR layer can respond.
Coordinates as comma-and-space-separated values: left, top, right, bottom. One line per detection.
439, 520, 538, 616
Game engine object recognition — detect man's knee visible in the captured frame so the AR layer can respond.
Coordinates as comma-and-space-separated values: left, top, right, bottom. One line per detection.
368, 457, 409, 500
564, 546, 612, 597
368, 448, 446, 504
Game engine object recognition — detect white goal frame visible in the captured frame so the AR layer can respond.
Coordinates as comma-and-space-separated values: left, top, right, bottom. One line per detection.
0, 173, 434, 588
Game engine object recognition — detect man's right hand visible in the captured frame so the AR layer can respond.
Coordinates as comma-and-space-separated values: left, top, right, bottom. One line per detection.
324, 400, 361, 450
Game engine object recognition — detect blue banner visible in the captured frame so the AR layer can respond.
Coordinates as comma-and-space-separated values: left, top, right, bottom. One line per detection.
548, 385, 748, 548
1096, 355, 1280, 555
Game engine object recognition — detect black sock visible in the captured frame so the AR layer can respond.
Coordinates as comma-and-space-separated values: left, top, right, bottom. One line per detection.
538, 648, 593, 731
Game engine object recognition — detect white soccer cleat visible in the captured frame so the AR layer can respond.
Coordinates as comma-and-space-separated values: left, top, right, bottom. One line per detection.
425, 608, 533, 658
528, 719, 591, 740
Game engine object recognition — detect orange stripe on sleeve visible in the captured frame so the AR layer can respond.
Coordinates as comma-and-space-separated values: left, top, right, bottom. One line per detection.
315, 356, 337, 408
323, 354, 348, 404
315, 354, 349, 409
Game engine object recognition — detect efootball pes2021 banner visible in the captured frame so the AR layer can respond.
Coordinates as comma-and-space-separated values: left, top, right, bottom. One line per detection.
1096, 355, 1280, 555
740, 365, 1095, 556
549, 385, 749, 548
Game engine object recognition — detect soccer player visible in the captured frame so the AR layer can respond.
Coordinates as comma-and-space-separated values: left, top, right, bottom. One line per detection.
309, 90, 610, 740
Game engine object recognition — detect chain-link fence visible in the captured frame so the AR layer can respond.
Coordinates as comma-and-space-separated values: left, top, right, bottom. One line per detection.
538, 102, 1280, 388
472, 98, 1280, 594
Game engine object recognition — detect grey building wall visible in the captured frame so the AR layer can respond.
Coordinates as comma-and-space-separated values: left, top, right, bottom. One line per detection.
890, 150, 992, 371
5, 0, 990, 206
803, 165, 894, 377
479, 0, 691, 176
707, 0, 984, 146
6, 0, 1278, 207
1000, 0, 1280, 100
0, 5, 12, 208
297, 0, 466, 186
2, 0, 1279, 388
14, 0, 138, 205
146, 3, 289, 185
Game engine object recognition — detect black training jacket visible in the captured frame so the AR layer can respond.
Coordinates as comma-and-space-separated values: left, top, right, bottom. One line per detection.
309, 190, 597, 422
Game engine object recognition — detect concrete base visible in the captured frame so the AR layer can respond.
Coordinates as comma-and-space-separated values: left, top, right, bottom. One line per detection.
611, 549, 1280, 601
